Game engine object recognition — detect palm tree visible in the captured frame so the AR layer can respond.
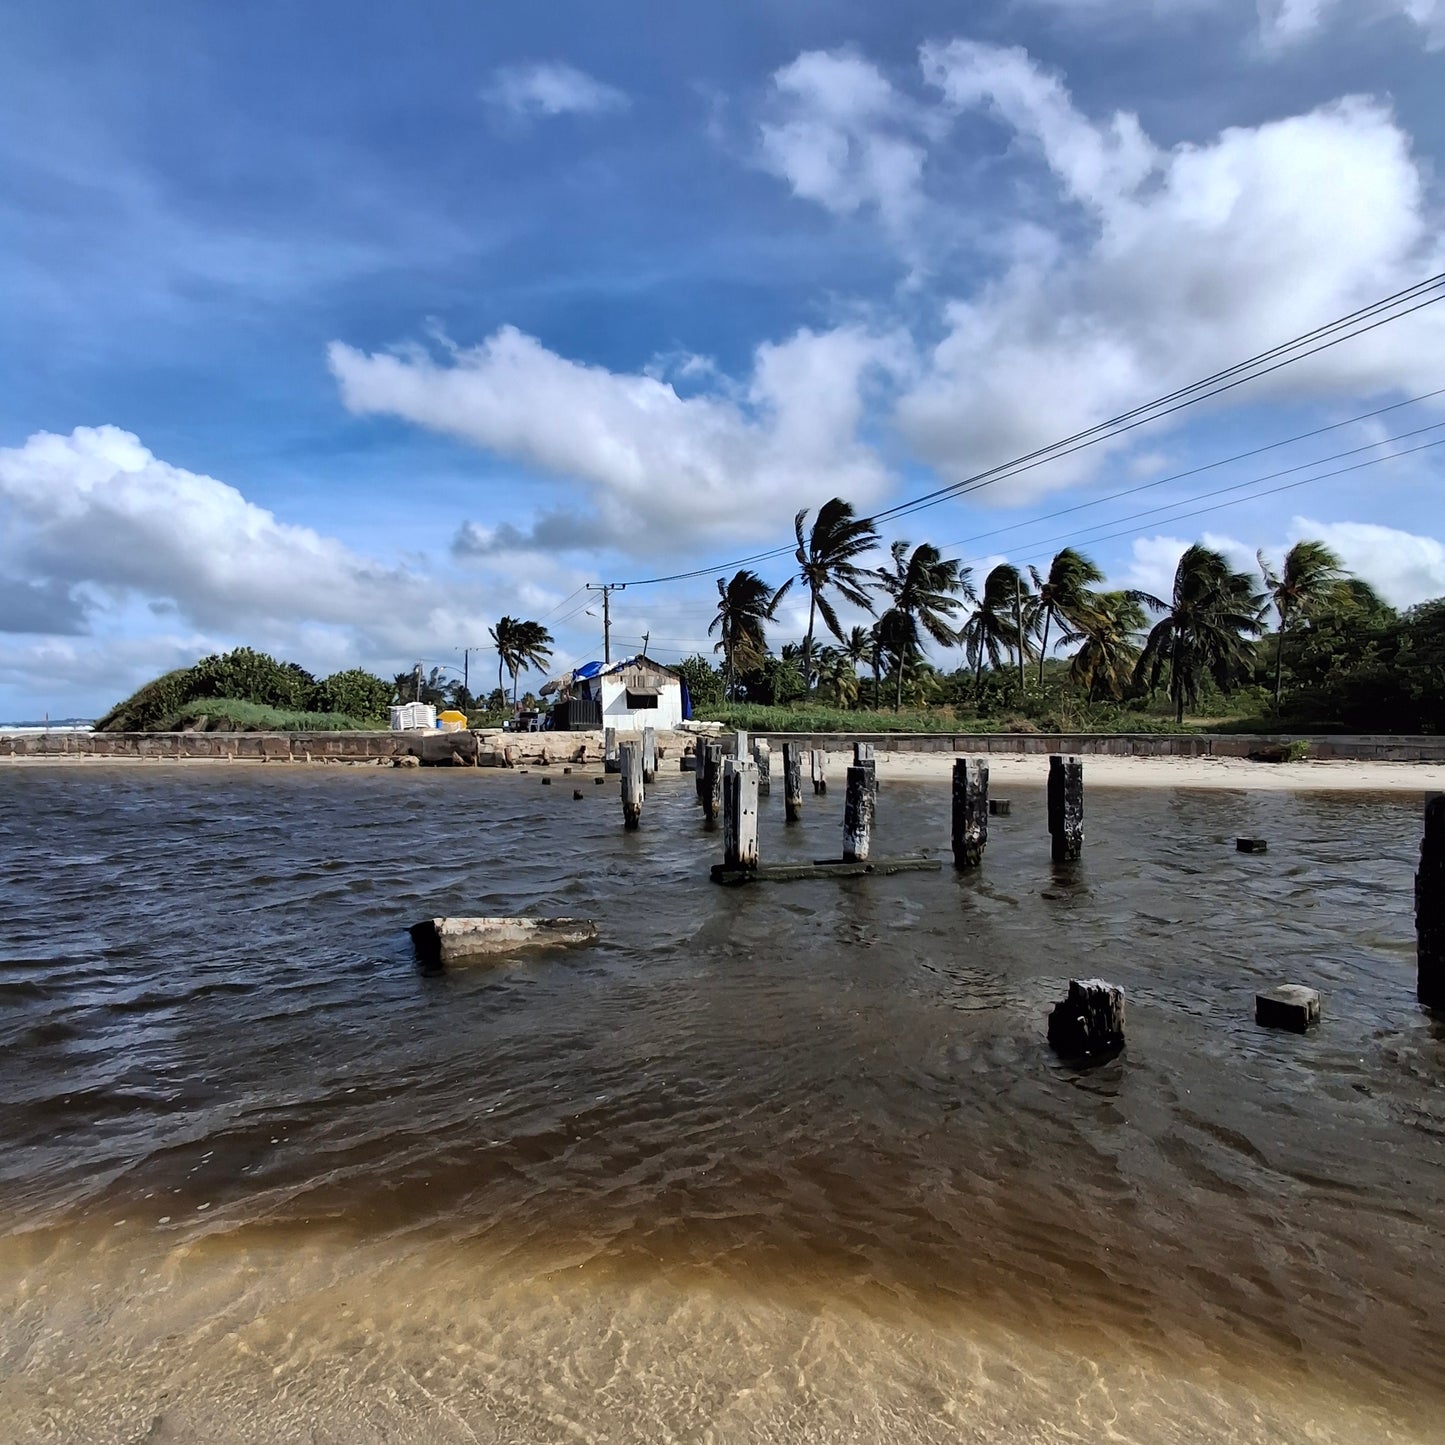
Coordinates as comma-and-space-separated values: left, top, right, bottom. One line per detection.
815, 646, 860, 709
489, 615, 521, 701
866, 622, 885, 709
1030, 548, 1105, 690
874, 541, 974, 710
1134, 545, 1267, 723
710, 570, 780, 698
490, 616, 554, 705
962, 563, 1027, 699
774, 499, 881, 689
1258, 540, 1349, 712
1066, 592, 1146, 702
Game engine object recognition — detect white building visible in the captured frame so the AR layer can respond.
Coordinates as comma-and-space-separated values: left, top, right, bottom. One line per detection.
543, 656, 687, 732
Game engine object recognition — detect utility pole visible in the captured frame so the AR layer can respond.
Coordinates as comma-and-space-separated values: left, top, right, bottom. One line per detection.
586, 583, 625, 664
641, 630, 650, 657
456, 645, 485, 701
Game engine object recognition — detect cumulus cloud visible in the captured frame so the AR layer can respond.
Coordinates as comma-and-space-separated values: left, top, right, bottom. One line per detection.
484, 61, 629, 119
1258, 0, 1445, 50
329, 324, 903, 553
893, 40, 1445, 499
1288, 517, 1445, 607
758, 49, 928, 234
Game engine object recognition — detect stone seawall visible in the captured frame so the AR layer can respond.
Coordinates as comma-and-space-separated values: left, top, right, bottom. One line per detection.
3, 728, 1444, 765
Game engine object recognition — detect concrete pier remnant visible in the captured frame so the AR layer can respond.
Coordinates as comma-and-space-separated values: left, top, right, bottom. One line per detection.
1047, 754, 1084, 863
620, 741, 644, 831
722, 757, 759, 870
989, 798, 1011, 817
1237, 837, 1269, 854
410, 916, 598, 971
702, 742, 723, 827
1255, 985, 1321, 1032
811, 748, 827, 796
603, 728, 620, 775
642, 726, 657, 783
1047, 979, 1124, 1061
951, 757, 989, 869
783, 742, 804, 823
843, 764, 874, 863
1417, 794, 1445, 1008
753, 739, 771, 795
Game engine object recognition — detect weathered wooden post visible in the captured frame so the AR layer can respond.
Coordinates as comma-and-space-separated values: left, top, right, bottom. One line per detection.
603, 727, 620, 775
1418, 795, 1445, 1008
951, 757, 988, 869
620, 741, 644, 830
853, 741, 877, 797
1047, 980, 1124, 1061
694, 742, 708, 799
1047, 754, 1084, 863
783, 742, 804, 822
753, 739, 771, 795
722, 758, 759, 870
702, 742, 723, 827
811, 748, 827, 795
642, 726, 657, 783
843, 764, 874, 863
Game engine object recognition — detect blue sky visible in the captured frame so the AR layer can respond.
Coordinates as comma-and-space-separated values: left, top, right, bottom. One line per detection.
2, 0, 1444, 718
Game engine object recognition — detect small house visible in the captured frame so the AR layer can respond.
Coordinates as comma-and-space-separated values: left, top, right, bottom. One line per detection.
542, 655, 689, 732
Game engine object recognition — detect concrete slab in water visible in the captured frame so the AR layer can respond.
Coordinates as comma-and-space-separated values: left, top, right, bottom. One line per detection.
410, 916, 598, 969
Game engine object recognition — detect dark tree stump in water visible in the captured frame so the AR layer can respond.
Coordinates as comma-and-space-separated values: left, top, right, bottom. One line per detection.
1048, 979, 1124, 1061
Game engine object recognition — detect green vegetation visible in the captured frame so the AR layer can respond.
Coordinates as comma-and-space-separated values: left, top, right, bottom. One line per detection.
97, 648, 394, 732
167, 700, 375, 732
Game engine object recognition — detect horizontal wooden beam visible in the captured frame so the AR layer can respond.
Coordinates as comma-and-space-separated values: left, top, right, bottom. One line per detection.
709, 856, 941, 886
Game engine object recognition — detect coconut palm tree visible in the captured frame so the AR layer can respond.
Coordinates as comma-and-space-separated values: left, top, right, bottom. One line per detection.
710, 570, 780, 699
773, 499, 881, 689
1029, 547, 1105, 690
489, 615, 521, 701
815, 646, 860, 709
874, 541, 974, 710
1066, 592, 1146, 702
1258, 540, 1349, 712
1134, 545, 1267, 723
490, 616, 554, 705
962, 563, 1027, 698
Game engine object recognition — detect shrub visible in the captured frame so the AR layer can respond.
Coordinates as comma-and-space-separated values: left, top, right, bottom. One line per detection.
94, 669, 197, 732
165, 699, 372, 732
309, 668, 391, 722
189, 648, 315, 709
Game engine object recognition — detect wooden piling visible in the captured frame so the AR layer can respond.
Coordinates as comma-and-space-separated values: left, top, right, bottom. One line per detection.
951, 757, 989, 869
1418, 794, 1445, 1008
783, 742, 804, 822
694, 743, 708, 799
852, 741, 877, 796
603, 727, 620, 775
753, 739, 772, 795
723, 758, 760, 870
702, 742, 723, 827
843, 764, 874, 863
642, 726, 657, 783
1047, 754, 1084, 863
811, 748, 827, 796
620, 741, 644, 831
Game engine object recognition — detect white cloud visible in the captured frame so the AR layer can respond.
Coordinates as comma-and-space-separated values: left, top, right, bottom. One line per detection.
484, 62, 629, 119
1288, 517, 1445, 607
328, 324, 903, 553
894, 40, 1445, 500
758, 49, 928, 235
1258, 0, 1445, 50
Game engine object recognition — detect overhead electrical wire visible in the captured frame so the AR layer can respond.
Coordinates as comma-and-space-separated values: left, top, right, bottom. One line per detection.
604, 272, 1445, 589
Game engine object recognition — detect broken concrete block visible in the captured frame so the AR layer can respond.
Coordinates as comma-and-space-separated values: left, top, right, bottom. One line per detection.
1237, 837, 1268, 853
410, 916, 598, 971
1255, 985, 1320, 1032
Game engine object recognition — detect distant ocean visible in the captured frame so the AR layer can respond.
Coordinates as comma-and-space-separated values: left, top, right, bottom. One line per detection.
0, 718, 93, 731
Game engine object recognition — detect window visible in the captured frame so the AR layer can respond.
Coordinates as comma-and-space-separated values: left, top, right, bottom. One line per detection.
625, 689, 659, 710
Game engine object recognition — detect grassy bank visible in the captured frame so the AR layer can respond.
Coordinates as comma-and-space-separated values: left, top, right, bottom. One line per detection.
694, 703, 1207, 735
165, 699, 380, 732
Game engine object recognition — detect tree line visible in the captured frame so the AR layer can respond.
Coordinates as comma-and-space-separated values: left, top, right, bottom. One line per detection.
694, 497, 1434, 730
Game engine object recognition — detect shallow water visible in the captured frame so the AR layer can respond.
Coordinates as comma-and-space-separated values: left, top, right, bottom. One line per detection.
1, 763, 1442, 1443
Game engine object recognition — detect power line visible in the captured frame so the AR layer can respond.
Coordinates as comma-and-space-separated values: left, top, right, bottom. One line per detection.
605, 272, 1445, 589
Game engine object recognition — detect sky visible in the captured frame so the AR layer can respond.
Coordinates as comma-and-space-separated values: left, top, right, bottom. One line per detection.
2, 0, 1444, 719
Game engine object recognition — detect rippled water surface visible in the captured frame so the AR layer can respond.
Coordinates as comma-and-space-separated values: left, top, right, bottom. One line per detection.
2, 763, 1443, 1443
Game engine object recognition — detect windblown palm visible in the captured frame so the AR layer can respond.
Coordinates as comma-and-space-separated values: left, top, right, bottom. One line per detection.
775, 499, 880, 689
710, 570, 780, 698
815, 646, 860, 709
1066, 592, 1145, 701
961, 563, 1028, 698
1258, 540, 1349, 711
1134, 545, 1266, 723
874, 541, 974, 710
490, 616, 554, 705
1030, 548, 1104, 690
